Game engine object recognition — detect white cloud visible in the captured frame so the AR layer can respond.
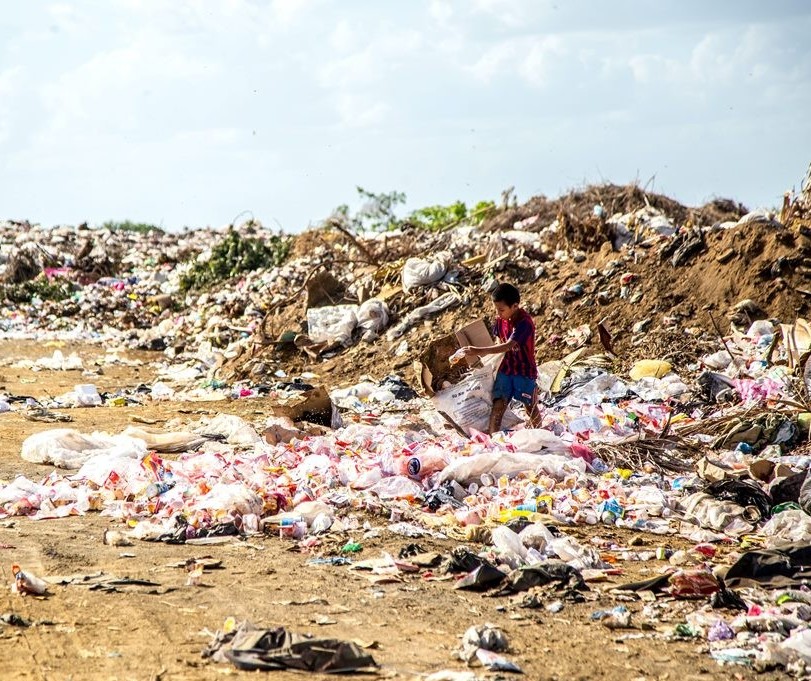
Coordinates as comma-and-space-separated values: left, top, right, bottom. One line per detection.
429, 0, 453, 25
468, 41, 517, 82
270, 0, 313, 26
329, 19, 355, 52
41, 31, 220, 132
471, 0, 528, 27
519, 36, 565, 87
335, 93, 389, 128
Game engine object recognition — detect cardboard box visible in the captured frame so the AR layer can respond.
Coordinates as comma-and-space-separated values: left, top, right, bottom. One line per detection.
268, 385, 334, 426
414, 319, 494, 396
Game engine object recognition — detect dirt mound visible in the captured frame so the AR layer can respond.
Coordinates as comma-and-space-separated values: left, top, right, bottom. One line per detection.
481, 182, 747, 240
230, 222, 811, 384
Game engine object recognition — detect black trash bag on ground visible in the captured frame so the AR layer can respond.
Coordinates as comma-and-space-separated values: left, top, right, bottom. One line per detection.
204, 624, 378, 673
771, 471, 807, 507
378, 375, 418, 401
724, 543, 811, 589
454, 564, 507, 591
710, 578, 748, 611
494, 561, 588, 595
704, 479, 772, 520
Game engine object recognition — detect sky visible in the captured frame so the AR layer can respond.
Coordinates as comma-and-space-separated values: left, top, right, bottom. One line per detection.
1, 0, 810, 232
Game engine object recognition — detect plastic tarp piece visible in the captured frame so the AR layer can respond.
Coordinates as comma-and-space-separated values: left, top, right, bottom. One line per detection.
21, 429, 147, 470
307, 305, 358, 346
431, 354, 522, 435
386, 292, 461, 341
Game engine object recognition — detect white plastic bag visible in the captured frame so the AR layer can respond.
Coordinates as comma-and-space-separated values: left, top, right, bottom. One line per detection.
199, 414, 261, 446
356, 299, 389, 335
431, 354, 521, 435
307, 305, 358, 345
21, 429, 147, 470
505, 429, 569, 456
402, 253, 451, 292
197, 483, 263, 517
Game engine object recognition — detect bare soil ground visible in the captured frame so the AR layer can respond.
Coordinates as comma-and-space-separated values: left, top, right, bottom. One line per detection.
0, 341, 780, 681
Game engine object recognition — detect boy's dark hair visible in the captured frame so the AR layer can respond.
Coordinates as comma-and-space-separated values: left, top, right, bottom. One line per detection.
492, 282, 520, 306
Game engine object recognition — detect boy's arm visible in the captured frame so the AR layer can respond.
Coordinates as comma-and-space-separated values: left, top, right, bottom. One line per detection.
461, 340, 515, 358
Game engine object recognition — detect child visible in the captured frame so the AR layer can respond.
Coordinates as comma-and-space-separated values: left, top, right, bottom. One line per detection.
461, 282, 542, 434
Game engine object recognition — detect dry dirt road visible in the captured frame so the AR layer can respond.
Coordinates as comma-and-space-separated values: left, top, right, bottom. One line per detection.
0, 340, 778, 681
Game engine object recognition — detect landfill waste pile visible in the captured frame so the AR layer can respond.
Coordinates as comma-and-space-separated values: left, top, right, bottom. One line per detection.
3, 169, 811, 678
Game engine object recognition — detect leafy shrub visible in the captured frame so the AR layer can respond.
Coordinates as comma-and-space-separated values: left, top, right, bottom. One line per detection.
0, 276, 76, 304
179, 229, 291, 293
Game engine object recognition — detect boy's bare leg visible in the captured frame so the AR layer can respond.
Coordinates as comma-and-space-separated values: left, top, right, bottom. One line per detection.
528, 388, 543, 428
488, 398, 508, 434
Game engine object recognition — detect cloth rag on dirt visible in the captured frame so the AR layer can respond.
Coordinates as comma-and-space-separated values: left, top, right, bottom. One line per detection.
203, 623, 378, 673
723, 543, 811, 589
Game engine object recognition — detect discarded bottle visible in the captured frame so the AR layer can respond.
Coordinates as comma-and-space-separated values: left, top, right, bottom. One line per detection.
399, 450, 448, 479
449, 349, 466, 366
11, 565, 48, 596
144, 481, 175, 499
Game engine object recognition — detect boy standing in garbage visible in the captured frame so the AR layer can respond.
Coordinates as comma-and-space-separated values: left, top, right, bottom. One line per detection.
461, 283, 543, 434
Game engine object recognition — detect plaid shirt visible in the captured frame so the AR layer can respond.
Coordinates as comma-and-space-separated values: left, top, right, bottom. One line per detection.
492, 308, 538, 379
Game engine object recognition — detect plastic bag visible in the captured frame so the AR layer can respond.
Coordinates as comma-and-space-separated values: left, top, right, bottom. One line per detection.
431, 354, 521, 435
437, 451, 582, 487
200, 414, 261, 446
307, 305, 358, 345
21, 429, 147, 470
368, 476, 423, 500
506, 429, 569, 456
491, 526, 528, 561
679, 492, 757, 536
73, 384, 103, 407
401, 253, 451, 292
760, 509, 811, 547
356, 299, 389, 336
197, 483, 263, 517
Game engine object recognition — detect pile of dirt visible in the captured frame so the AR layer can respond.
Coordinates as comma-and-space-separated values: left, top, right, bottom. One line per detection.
226, 182, 809, 390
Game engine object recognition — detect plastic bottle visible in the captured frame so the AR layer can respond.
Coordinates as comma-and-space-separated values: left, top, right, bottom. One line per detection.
144, 481, 175, 499
449, 349, 466, 366
11, 565, 48, 595
398, 449, 448, 479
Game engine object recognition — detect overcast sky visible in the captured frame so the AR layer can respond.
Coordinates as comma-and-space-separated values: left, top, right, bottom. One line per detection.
1, 0, 810, 231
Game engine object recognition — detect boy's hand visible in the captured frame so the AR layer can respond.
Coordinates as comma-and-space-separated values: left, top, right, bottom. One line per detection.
461, 346, 478, 358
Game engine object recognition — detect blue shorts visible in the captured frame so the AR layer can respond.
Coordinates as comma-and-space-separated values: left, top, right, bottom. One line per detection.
493, 372, 537, 407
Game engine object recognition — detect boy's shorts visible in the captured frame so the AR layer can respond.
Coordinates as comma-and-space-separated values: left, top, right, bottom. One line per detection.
493, 372, 538, 407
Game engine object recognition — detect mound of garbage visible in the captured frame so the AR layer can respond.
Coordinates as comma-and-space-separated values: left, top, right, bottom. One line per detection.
6, 168, 811, 675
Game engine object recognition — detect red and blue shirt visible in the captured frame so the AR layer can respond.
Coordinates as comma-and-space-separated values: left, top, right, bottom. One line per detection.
492, 308, 538, 379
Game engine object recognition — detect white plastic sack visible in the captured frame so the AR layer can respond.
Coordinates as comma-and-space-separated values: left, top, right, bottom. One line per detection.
431, 354, 521, 435
307, 305, 358, 346
437, 451, 584, 487
197, 482, 263, 517
679, 492, 756, 536
402, 253, 451, 293
506, 429, 570, 456
200, 414, 261, 446
21, 429, 147, 470
369, 475, 423, 500
760, 509, 811, 548
356, 299, 389, 335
